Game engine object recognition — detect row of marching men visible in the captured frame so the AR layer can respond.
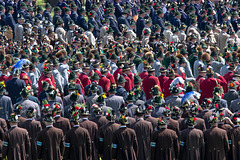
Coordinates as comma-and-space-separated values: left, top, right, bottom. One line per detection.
1, 93, 240, 160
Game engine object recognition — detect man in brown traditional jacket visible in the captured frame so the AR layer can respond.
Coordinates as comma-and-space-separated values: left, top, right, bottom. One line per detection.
64, 110, 91, 160
203, 116, 229, 160
151, 117, 179, 160
112, 115, 138, 160
227, 113, 240, 160
98, 110, 120, 160
179, 117, 204, 160
37, 113, 65, 160
79, 105, 99, 160
52, 102, 71, 135
132, 107, 153, 160
19, 107, 42, 160
2, 113, 30, 160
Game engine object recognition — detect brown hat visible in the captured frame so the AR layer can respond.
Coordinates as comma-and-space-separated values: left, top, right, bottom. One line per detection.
201, 52, 210, 61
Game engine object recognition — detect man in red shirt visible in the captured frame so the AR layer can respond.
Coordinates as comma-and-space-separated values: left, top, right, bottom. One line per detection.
200, 67, 227, 100
79, 65, 91, 89
122, 64, 133, 92
0, 64, 8, 83
158, 67, 169, 89
99, 68, 111, 94
20, 64, 32, 87
163, 69, 175, 99
142, 66, 162, 100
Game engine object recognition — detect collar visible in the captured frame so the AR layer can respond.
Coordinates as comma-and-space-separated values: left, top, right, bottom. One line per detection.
17, 115, 21, 117
203, 109, 209, 112
55, 115, 60, 118
26, 118, 33, 121
11, 125, 17, 128
173, 96, 178, 98
73, 125, 79, 128
92, 93, 97, 96
96, 115, 102, 117
230, 89, 236, 92
234, 125, 240, 128
46, 125, 53, 128
145, 115, 151, 118
118, 85, 123, 88
122, 73, 127, 76
82, 118, 88, 120
120, 125, 126, 128
101, 75, 106, 77
137, 118, 144, 121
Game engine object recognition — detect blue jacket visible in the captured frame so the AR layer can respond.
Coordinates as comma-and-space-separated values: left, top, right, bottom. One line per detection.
88, 17, 100, 38
43, 10, 52, 22
76, 14, 88, 30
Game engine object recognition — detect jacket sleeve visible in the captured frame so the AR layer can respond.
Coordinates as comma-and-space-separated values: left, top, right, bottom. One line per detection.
37, 132, 43, 159
25, 132, 30, 155
150, 132, 157, 160
2, 132, 8, 158
86, 131, 91, 157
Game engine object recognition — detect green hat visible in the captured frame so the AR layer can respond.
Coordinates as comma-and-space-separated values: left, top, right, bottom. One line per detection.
206, 67, 214, 74
71, 110, 80, 122
68, 81, 77, 90
29, 63, 35, 70
0, 5, 4, 11
211, 51, 218, 57
231, 113, 240, 125
157, 9, 163, 15
108, 84, 117, 93
68, 20, 75, 26
180, 23, 187, 30
126, 91, 135, 102
44, 113, 54, 122
52, 58, 59, 66
110, 54, 118, 60
56, 18, 64, 25
175, 11, 181, 17
119, 115, 129, 124
134, 75, 142, 84
145, 104, 153, 113
88, 23, 94, 30
191, 18, 197, 24
17, 14, 24, 20
36, 6, 43, 12
9, 113, 19, 123
134, 106, 145, 116
157, 117, 167, 126
88, 10, 97, 16
189, 6, 195, 11
145, 19, 152, 24
148, 66, 155, 72
228, 80, 238, 89
69, 71, 78, 81
118, 75, 126, 84
41, 81, 49, 90
221, 23, 228, 29
106, 27, 114, 33
96, 93, 107, 104
105, 109, 116, 121
71, 3, 78, 9
31, 56, 39, 63
162, 106, 171, 117
52, 102, 62, 113
46, 86, 57, 99
222, 13, 228, 19
91, 72, 100, 80
150, 85, 161, 96
20, 86, 31, 97
90, 82, 99, 91
79, 8, 86, 13
208, 116, 218, 124
172, 28, 179, 33
27, 7, 34, 12
160, 67, 167, 72
172, 106, 181, 115
0, 81, 6, 93
14, 104, 23, 114
7, 6, 13, 11
170, 86, 181, 95
20, 2, 27, 8
45, 3, 52, 9
26, 107, 36, 118
79, 104, 90, 116
185, 82, 195, 93
186, 117, 197, 126
54, 6, 61, 12
232, 11, 238, 17
139, 9, 145, 15
143, 29, 150, 35
41, 100, 50, 113
152, 95, 163, 104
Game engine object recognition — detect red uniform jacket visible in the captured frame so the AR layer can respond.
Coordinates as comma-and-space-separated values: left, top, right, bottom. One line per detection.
0, 74, 8, 83
128, 72, 134, 87
158, 75, 169, 89
38, 75, 56, 94
99, 75, 111, 94
75, 78, 85, 96
6, 75, 12, 81
162, 78, 173, 98
89, 69, 101, 78
200, 76, 227, 100
113, 68, 122, 83
20, 72, 32, 87
123, 73, 133, 92
223, 72, 233, 93
175, 73, 186, 80
196, 75, 205, 83
142, 74, 162, 100
79, 72, 91, 89
139, 71, 148, 79
107, 72, 115, 84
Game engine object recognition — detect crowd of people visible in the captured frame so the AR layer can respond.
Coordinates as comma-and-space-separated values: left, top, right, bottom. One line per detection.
0, 0, 239, 159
